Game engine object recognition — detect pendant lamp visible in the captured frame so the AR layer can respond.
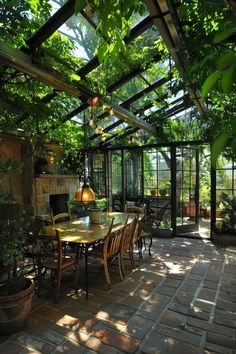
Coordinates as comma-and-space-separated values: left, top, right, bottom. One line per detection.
74, 178, 95, 202
74, 109, 96, 203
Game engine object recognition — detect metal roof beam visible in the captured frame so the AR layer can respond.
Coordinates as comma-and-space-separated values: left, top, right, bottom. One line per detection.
76, 15, 154, 78
99, 95, 190, 146
102, 97, 157, 135
0, 42, 156, 135
64, 54, 163, 122
0, 42, 83, 99
26, 0, 75, 47
145, 0, 205, 115
89, 77, 169, 140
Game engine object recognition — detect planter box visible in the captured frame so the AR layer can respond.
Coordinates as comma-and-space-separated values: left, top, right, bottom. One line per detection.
146, 226, 173, 238
212, 233, 236, 246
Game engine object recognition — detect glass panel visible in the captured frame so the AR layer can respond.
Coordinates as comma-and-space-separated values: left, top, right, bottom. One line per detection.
92, 154, 106, 197
112, 151, 122, 196
124, 150, 142, 197
42, 11, 99, 76
114, 76, 148, 102
87, 26, 159, 88
216, 170, 232, 189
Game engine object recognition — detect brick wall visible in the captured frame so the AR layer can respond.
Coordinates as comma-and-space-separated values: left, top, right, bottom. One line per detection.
0, 134, 78, 215
33, 175, 78, 215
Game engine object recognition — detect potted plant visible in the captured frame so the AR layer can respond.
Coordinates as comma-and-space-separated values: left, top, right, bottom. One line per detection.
0, 194, 36, 334
87, 198, 108, 224
158, 181, 171, 197
68, 198, 108, 223
0, 157, 36, 334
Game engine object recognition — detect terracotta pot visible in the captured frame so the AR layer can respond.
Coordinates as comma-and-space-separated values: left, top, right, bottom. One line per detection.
159, 189, 167, 197
0, 279, 35, 334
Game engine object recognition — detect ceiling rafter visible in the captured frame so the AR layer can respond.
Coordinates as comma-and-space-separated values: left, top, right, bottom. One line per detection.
99, 94, 190, 147
145, 0, 205, 115
26, 0, 75, 47
77, 15, 154, 78
90, 84, 189, 142
89, 76, 169, 140
62, 52, 163, 125
0, 42, 156, 135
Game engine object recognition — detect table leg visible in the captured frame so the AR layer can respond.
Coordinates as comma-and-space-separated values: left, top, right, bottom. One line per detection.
84, 244, 89, 298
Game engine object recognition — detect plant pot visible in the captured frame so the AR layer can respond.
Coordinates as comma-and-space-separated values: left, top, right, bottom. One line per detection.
212, 233, 236, 246
88, 208, 103, 224
0, 279, 35, 334
155, 228, 173, 238
159, 189, 167, 197
150, 190, 157, 196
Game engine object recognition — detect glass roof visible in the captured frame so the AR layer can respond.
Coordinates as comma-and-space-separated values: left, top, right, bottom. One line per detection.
0, 0, 204, 147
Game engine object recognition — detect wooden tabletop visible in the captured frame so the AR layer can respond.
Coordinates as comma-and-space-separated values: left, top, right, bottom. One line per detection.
44, 212, 137, 245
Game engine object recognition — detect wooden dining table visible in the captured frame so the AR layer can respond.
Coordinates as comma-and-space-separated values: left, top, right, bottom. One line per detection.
43, 212, 138, 298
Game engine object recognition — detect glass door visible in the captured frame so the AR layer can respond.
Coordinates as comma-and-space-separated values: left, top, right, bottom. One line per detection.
175, 146, 199, 235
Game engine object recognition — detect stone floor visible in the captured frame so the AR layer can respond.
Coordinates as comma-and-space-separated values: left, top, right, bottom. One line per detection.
1, 225, 236, 354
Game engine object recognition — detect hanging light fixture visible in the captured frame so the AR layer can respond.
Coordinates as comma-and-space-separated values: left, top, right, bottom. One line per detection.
74, 108, 95, 203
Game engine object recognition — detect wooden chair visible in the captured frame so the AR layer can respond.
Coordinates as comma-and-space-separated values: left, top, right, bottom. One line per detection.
119, 216, 138, 276
50, 210, 72, 224
134, 215, 153, 260
125, 205, 144, 214
36, 231, 79, 302
88, 218, 125, 288
23, 217, 44, 279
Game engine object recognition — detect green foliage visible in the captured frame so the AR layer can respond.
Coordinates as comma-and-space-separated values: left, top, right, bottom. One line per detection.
201, 71, 222, 99
0, 157, 23, 178
0, 194, 41, 294
216, 192, 236, 234
211, 132, 229, 168
68, 197, 108, 214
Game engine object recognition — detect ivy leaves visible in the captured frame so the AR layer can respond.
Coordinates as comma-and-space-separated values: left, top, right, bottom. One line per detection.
75, 0, 146, 63
201, 30, 236, 98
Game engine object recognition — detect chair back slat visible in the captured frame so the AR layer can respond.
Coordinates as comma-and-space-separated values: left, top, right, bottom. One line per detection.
36, 232, 63, 267
134, 215, 148, 243
125, 206, 143, 214
120, 216, 138, 253
51, 211, 72, 224
103, 218, 125, 258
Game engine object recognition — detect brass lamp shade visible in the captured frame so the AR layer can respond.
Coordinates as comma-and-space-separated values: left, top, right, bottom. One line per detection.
74, 184, 95, 202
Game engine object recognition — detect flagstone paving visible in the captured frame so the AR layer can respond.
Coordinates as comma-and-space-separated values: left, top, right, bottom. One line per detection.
1, 234, 236, 354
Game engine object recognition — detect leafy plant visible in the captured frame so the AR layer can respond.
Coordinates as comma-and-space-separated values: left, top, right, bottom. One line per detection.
158, 181, 171, 189
216, 192, 236, 234
0, 194, 40, 295
68, 197, 108, 214
158, 219, 171, 229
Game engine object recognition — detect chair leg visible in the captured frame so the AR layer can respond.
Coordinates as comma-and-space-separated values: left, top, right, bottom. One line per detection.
74, 261, 80, 291
148, 234, 152, 256
138, 239, 143, 260
54, 269, 62, 303
118, 254, 124, 280
120, 251, 125, 278
129, 246, 135, 268
103, 259, 111, 288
